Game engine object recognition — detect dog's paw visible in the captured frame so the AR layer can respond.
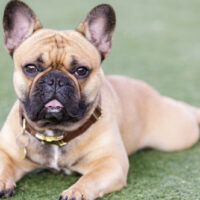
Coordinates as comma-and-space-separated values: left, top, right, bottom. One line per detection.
58, 186, 91, 200
0, 179, 16, 198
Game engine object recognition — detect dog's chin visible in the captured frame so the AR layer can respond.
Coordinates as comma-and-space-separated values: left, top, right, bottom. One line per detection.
33, 109, 83, 128
37, 109, 82, 127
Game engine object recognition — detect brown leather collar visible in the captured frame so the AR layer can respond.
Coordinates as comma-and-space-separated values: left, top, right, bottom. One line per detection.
20, 103, 102, 146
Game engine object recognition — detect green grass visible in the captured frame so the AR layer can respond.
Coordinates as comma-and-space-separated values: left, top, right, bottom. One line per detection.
1, 0, 200, 199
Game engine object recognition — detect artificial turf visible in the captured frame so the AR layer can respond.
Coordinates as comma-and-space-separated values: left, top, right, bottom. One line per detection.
1, 0, 200, 199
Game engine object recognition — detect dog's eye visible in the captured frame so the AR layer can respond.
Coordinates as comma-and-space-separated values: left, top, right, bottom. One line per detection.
74, 66, 89, 79
23, 64, 39, 76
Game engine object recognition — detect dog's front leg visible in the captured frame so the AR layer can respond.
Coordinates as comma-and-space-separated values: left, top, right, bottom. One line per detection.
59, 154, 129, 200
0, 150, 16, 198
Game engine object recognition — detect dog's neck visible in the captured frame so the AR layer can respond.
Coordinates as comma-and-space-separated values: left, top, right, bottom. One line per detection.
19, 99, 102, 147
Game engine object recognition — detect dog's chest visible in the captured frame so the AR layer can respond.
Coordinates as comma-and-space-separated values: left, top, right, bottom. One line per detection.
26, 135, 73, 174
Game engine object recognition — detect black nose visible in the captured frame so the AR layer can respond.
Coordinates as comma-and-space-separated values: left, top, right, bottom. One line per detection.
47, 78, 64, 87
40, 71, 69, 89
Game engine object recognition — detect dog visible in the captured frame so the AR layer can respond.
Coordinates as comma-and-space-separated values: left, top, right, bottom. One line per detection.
1, 0, 200, 199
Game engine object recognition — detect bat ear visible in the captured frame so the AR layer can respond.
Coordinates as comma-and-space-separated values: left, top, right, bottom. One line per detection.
76, 4, 116, 60
3, 0, 42, 56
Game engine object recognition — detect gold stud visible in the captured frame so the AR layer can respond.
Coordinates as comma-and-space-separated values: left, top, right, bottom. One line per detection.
97, 104, 102, 112
35, 133, 46, 141
23, 148, 27, 159
93, 113, 99, 120
45, 136, 54, 142
58, 140, 67, 146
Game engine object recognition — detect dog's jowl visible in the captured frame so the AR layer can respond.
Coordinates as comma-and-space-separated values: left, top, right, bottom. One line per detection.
1, 0, 200, 199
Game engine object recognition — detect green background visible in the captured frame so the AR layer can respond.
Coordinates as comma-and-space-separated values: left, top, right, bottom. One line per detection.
1, 0, 200, 199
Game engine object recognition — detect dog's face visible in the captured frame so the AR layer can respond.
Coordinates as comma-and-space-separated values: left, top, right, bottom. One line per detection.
3, 1, 116, 129
14, 30, 100, 128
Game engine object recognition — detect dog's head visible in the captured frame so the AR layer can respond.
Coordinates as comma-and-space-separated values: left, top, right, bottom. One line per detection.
3, 0, 116, 130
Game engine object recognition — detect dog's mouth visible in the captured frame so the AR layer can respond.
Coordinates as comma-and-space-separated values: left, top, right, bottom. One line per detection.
41, 99, 66, 122
45, 99, 64, 113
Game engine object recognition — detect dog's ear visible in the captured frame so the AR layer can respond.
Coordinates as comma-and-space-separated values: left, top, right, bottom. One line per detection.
76, 4, 116, 60
3, 0, 42, 56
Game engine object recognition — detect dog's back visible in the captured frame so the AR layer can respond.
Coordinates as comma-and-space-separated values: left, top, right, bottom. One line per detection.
107, 75, 200, 154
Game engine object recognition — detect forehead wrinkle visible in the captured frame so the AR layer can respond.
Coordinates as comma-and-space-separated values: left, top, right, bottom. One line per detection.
53, 34, 68, 68
30, 32, 69, 52
60, 31, 101, 67
36, 33, 69, 69
30, 32, 57, 46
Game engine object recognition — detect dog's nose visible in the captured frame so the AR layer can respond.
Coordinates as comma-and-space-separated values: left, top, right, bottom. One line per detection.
47, 79, 54, 86
47, 78, 64, 89
47, 78, 64, 87
41, 71, 69, 89
58, 80, 64, 87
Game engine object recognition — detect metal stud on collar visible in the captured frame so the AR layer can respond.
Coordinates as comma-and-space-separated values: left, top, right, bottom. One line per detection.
92, 104, 102, 120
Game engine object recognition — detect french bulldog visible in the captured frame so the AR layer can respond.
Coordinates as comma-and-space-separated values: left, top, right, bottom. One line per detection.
1, 0, 200, 199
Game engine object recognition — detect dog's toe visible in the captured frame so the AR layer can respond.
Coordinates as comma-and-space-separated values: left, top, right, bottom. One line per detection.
0, 192, 4, 198
0, 179, 16, 198
57, 195, 63, 200
7, 189, 14, 197
59, 197, 87, 200
59, 187, 89, 200
62, 196, 68, 200
0, 188, 15, 198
